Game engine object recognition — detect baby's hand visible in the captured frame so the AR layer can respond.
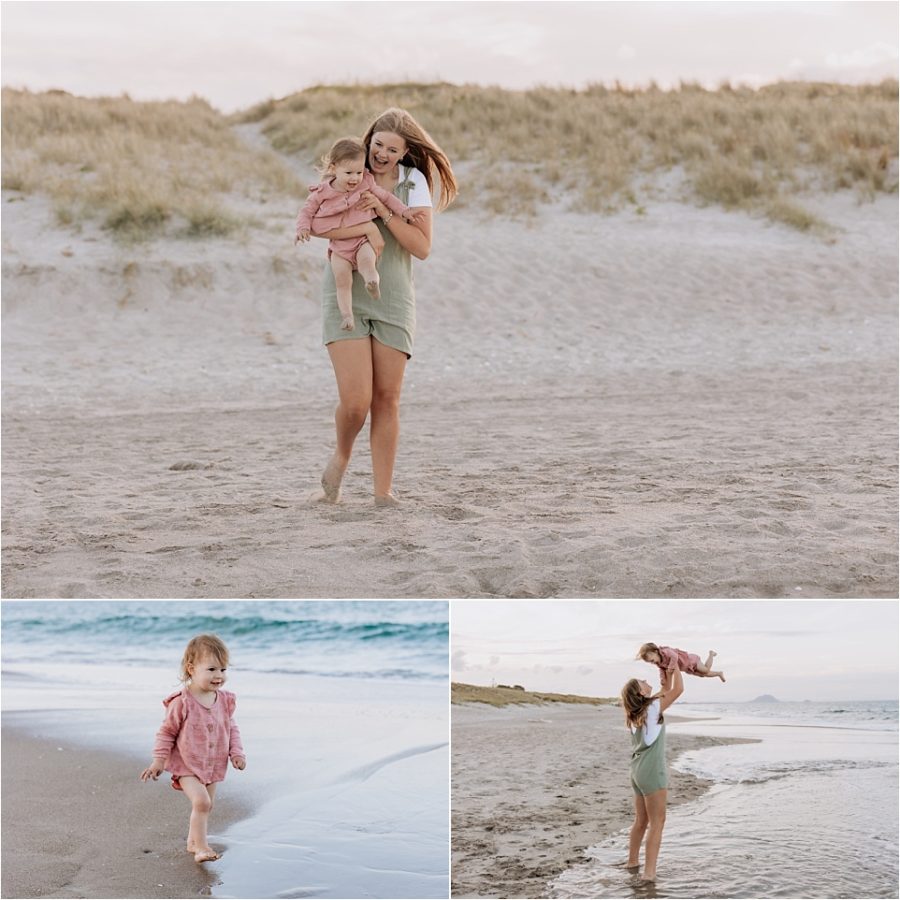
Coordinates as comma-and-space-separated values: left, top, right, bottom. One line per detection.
140, 759, 165, 781
404, 210, 426, 226
295, 228, 311, 244
231, 756, 246, 771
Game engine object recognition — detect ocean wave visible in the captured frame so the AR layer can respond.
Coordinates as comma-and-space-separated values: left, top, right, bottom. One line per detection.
2, 611, 448, 645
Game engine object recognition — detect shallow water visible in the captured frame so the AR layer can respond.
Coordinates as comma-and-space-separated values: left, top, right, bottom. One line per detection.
551, 717, 899, 900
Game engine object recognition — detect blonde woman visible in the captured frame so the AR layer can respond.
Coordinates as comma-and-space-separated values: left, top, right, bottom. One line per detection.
311, 108, 457, 506
619, 665, 684, 884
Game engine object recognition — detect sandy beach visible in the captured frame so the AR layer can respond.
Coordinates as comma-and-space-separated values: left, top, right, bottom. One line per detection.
1, 724, 249, 899
450, 701, 749, 898
2, 181, 897, 597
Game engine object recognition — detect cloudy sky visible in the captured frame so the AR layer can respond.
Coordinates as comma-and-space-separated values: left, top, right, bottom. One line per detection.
2, 1, 897, 113
451, 600, 899, 702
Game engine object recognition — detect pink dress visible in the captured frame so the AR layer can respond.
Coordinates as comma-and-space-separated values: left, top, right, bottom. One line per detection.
657, 645, 702, 682
152, 688, 244, 789
295, 171, 412, 265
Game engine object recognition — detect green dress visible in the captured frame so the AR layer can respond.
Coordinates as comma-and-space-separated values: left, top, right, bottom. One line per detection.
630, 708, 668, 796
321, 165, 419, 358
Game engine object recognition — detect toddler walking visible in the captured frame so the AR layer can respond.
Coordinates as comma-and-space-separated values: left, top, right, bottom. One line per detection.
140, 634, 246, 863
637, 642, 726, 688
295, 136, 421, 331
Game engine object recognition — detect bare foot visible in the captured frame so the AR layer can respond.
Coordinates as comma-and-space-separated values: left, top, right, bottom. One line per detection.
709, 650, 717, 658
374, 493, 401, 508
340, 315, 354, 331
718, 672, 726, 682
365, 278, 380, 300
320, 457, 346, 503
193, 846, 219, 863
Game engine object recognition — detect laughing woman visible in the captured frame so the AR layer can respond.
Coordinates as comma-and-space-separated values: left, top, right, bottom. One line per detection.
311, 108, 457, 506
620, 665, 684, 884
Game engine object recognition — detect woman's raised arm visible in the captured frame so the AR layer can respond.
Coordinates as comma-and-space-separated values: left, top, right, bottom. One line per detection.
659, 667, 684, 713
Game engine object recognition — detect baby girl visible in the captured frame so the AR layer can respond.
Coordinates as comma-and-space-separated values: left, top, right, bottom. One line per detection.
637, 642, 726, 687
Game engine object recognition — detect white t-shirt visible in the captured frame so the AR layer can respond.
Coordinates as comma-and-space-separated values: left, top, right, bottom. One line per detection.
400, 165, 433, 208
631, 698, 663, 746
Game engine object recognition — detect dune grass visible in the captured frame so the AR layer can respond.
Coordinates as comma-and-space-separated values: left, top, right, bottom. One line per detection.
452, 682, 617, 708
239, 79, 898, 227
3, 80, 896, 239
1, 88, 305, 240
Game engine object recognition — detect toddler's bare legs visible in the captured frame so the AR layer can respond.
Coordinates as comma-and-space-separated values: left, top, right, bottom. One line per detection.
696, 651, 725, 682
179, 776, 219, 862
357, 241, 380, 300
330, 254, 356, 331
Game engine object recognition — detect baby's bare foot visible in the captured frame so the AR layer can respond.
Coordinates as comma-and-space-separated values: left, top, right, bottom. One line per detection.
709, 650, 717, 658
374, 493, 401, 508
340, 315, 355, 331
320, 457, 345, 503
718, 672, 726, 682
365, 279, 380, 300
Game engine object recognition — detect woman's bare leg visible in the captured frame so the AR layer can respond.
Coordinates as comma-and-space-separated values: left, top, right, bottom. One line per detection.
322, 338, 374, 501
370, 338, 407, 503
627, 793, 649, 868
330, 255, 356, 330
179, 776, 218, 862
641, 788, 667, 882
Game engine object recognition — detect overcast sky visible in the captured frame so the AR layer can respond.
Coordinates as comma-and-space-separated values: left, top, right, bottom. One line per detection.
451, 600, 899, 702
1, 1, 897, 113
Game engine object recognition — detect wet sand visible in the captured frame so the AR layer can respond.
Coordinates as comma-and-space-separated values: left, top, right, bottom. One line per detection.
451, 703, 749, 898
1, 724, 250, 899
2, 187, 897, 598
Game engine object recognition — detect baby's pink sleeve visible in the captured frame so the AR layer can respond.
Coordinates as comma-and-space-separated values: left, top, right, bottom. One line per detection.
365, 174, 411, 217
226, 693, 245, 759
296, 187, 323, 235
152, 694, 186, 759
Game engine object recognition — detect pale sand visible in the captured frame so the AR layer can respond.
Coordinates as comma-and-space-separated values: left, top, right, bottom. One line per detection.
1, 725, 249, 899
2, 183, 896, 597
450, 703, 749, 899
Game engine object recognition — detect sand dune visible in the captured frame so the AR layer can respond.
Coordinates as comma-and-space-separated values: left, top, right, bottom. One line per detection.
2, 187, 896, 597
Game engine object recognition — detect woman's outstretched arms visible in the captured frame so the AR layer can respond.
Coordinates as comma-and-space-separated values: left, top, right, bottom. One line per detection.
659, 667, 684, 713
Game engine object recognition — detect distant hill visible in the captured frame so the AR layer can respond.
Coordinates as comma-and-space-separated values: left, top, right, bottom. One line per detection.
751, 694, 779, 703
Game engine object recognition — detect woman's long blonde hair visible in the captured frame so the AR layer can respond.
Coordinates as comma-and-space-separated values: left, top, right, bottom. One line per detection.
621, 678, 662, 730
362, 107, 458, 211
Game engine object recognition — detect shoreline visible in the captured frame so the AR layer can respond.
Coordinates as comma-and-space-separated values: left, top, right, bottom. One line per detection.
1, 722, 252, 899
451, 703, 748, 899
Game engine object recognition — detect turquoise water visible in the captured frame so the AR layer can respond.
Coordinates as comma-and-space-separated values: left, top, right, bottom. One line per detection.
551, 708, 899, 899
1, 600, 448, 681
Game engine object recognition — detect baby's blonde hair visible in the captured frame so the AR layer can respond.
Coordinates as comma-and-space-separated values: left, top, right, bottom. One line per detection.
318, 136, 367, 175
636, 642, 660, 661
180, 633, 229, 683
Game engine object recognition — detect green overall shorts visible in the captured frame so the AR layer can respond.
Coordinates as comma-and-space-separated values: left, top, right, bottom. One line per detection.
630, 717, 667, 796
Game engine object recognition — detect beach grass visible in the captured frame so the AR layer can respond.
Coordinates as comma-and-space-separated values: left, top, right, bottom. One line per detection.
2, 80, 896, 239
1, 88, 305, 241
239, 79, 898, 226
452, 681, 617, 707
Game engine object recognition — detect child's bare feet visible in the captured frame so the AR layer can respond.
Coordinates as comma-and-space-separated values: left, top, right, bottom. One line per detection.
340, 315, 355, 331
718, 671, 726, 682
709, 650, 717, 659
365, 278, 380, 300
